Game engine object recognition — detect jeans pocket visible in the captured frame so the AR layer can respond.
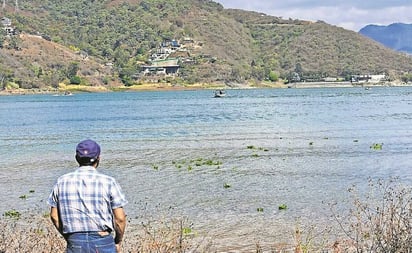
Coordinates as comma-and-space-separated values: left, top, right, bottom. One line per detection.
95, 241, 115, 253
66, 244, 83, 253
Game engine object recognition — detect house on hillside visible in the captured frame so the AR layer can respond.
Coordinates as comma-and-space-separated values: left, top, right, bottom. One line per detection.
1, 17, 17, 36
1, 17, 11, 27
351, 74, 386, 83
161, 39, 180, 49
369, 74, 386, 82
182, 37, 195, 45
141, 58, 180, 76
151, 47, 173, 61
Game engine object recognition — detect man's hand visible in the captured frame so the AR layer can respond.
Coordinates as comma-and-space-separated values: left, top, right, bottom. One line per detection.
113, 207, 127, 245
50, 207, 63, 235
115, 243, 122, 253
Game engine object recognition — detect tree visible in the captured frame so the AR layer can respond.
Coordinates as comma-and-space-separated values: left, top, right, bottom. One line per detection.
287, 71, 301, 83
401, 73, 412, 83
0, 67, 13, 90
0, 74, 6, 90
294, 63, 303, 75
268, 71, 279, 82
69, 75, 81, 84
8, 36, 22, 50
66, 62, 79, 79
0, 30, 5, 48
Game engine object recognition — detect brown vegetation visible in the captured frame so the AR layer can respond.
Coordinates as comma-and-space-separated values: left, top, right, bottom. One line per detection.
0, 34, 114, 89
1, 178, 411, 252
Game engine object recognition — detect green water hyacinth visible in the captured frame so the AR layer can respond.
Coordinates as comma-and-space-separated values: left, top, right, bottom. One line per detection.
278, 204, 287, 210
370, 143, 383, 150
3, 209, 21, 219
182, 227, 193, 236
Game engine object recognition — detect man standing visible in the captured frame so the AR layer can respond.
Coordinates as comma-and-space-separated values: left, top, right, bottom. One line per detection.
48, 139, 128, 253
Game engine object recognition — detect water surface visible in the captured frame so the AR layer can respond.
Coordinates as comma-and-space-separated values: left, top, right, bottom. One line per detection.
1, 87, 412, 249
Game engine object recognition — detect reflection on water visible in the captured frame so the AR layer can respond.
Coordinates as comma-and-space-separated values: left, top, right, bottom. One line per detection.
1, 87, 412, 249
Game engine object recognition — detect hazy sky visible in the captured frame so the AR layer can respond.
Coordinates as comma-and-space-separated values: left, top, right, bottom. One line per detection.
215, 0, 412, 31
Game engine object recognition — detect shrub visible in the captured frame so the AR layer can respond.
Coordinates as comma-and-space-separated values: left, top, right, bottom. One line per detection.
0, 212, 212, 252
268, 71, 279, 82
69, 75, 81, 85
331, 178, 412, 252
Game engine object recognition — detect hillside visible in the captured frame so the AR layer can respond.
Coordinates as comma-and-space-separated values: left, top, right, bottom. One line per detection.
1, 0, 412, 90
359, 23, 412, 54
0, 33, 116, 89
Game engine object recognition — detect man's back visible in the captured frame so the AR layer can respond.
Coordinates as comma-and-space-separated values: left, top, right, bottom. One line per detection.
49, 165, 127, 234
48, 139, 127, 253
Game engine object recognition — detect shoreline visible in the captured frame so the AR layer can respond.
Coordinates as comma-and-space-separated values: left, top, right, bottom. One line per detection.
1, 81, 411, 96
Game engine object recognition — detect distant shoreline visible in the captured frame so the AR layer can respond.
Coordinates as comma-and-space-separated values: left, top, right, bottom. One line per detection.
1, 81, 410, 96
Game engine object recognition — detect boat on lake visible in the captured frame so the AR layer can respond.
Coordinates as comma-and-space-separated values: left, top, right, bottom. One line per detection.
52, 91, 73, 96
214, 90, 226, 98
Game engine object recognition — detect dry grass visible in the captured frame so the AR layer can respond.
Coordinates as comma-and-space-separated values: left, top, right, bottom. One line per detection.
0, 213, 65, 253
2, 178, 412, 252
0, 213, 213, 253
330, 177, 412, 253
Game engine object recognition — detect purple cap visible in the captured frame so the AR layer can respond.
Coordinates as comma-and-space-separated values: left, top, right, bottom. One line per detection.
76, 139, 101, 159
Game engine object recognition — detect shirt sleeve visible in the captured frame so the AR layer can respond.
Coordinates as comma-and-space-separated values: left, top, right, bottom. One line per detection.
110, 179, 128, 209
47, 184, 59, 207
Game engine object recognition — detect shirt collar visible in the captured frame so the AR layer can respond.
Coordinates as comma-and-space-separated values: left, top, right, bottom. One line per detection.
76, 166, 96, 172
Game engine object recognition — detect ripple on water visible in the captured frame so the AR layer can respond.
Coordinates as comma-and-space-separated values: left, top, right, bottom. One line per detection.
2, 88, 412, 250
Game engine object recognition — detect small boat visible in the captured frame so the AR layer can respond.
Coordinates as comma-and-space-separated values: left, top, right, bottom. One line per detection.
52, 91, 73, 96
214, 90, 226, 98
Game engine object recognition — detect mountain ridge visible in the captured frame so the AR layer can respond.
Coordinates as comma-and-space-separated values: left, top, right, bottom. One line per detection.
359, 23, 412, 54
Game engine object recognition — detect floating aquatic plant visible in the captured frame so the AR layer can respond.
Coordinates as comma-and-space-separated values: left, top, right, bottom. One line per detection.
256, 207, 264, 212
223, 183, 231, 189
370, 143, 383, 150
278, 204, 288, 210
247, 145, 269, 152
182, 227, 193, 236
173, 157, 222, 171
3, 209, 21, 219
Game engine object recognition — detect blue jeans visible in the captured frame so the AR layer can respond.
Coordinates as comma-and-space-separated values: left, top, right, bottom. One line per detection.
65, 232, 115, 253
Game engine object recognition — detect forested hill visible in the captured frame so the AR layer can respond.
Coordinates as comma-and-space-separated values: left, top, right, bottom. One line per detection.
1, 0, 412, 90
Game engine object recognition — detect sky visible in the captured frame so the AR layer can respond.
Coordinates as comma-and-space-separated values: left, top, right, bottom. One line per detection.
215, 0, 412, 32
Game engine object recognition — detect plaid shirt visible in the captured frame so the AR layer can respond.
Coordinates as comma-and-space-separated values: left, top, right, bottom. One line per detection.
47, 166, 128, 234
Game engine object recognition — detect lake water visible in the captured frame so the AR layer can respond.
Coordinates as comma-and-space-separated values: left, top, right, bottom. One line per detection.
1, 87, 412, 250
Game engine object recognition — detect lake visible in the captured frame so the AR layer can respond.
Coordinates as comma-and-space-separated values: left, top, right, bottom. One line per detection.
1, 87, 412, 249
